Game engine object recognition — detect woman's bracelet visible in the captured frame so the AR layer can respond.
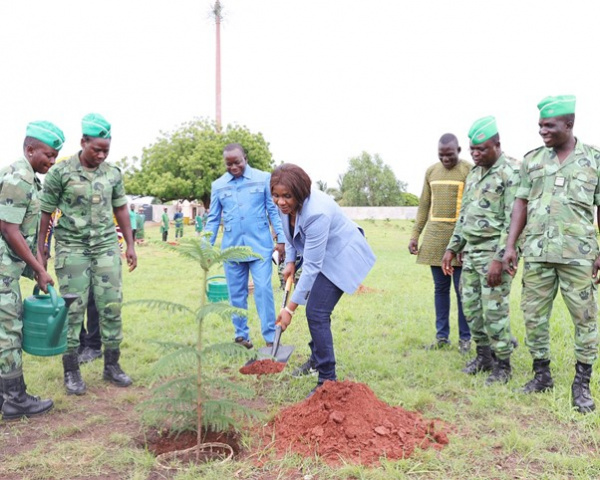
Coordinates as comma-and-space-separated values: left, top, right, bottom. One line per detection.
283, 306, 295, 316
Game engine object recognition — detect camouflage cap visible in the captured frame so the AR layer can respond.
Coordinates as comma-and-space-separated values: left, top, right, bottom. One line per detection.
537, 95, 576, 118
82, 113, 111, 138
25, 121, 65, 150
468, 116, 498, 145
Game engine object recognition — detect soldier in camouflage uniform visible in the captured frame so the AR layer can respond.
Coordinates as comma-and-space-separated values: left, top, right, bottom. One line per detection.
503, 95, 600, 413
0, 121, 64, 420
38, 113, 137, 396
443, 117, 519, 385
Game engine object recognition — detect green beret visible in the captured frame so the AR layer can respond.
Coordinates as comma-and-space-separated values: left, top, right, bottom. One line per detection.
25, 121, 65, 151
537, 95, 576, 118
468, 116, 498, 145
82, 113, 111, 138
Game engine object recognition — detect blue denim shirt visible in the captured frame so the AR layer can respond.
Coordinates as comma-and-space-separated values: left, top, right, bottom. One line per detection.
205, 165, 284, 261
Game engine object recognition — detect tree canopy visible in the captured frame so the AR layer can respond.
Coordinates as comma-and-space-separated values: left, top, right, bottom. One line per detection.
119, 119, 274, 205
336, 152, 409, 206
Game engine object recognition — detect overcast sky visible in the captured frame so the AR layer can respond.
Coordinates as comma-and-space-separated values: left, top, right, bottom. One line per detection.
1, 1, 599, 194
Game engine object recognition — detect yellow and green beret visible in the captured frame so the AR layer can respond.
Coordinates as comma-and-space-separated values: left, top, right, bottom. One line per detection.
82, 113, 111, 138
537, 95, 576, 118
468, 116, 498, 145
25, 121, 65, 150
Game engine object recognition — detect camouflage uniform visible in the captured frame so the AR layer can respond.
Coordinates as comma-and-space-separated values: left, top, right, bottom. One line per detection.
39, 154, 127, 353
447, 154, 519, 360
0, 157, 41, 375
517, 141, 600, 364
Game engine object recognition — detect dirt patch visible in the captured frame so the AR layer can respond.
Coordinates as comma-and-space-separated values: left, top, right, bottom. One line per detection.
356, 284, 377, 294
0, 384, 147, 480
265, 380, 448, 466
140, 427, 242, 457
239, 359, 285, 376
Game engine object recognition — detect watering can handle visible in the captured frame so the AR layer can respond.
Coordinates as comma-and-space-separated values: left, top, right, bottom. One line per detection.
33, 284, 59, 309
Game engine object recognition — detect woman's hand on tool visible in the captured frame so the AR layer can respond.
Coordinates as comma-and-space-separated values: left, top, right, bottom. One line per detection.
277, 309, 292, 331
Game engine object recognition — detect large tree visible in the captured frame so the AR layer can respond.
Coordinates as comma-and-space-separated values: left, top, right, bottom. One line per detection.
119, 119, 273, 205
337, 152, 407, 206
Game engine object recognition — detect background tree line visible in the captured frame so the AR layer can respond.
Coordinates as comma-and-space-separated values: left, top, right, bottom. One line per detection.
119, 119, 418, 207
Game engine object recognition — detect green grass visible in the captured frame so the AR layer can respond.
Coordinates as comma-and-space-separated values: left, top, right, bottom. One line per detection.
2, 220, 600, 479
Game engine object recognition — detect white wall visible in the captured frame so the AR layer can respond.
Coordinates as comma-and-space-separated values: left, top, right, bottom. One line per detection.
340, 206, 417, 220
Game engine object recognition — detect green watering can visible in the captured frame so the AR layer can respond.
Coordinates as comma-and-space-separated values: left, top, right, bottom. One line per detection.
206, 275, 229, 303
22, 285, 78, 357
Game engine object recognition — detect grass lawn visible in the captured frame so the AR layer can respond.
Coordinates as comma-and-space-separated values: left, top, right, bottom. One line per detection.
1, 220, 600, 479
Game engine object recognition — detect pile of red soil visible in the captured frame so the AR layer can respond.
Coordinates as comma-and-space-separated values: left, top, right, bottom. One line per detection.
268, 380, 448, 466
239, 359, 286, 376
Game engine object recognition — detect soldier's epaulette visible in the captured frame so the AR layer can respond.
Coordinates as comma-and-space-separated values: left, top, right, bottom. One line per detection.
523, 146, 545, 158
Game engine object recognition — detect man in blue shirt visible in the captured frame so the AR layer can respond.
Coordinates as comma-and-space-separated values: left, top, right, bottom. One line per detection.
205, 143, 285, 348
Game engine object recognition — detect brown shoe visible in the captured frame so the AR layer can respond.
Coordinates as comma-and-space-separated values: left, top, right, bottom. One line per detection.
235, 337, 253, 349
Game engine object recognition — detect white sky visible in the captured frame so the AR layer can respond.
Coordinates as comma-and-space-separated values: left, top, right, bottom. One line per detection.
1, 1, 599, 194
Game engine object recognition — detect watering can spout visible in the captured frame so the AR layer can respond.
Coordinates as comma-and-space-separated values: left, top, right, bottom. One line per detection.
62, 293, 78, 308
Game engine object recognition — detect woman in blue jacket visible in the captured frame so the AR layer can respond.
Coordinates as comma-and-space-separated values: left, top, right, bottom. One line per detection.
271, 164, 376, 396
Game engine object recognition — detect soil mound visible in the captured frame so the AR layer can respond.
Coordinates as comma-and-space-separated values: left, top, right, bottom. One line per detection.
268, 380, 448, 466
239, 359, 285, 376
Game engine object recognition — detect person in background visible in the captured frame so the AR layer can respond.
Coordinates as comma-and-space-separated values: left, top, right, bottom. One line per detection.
442, 116, 519, 385
160, 207, 169, 242
129, 204, 137, 242
409, 134, 472, 353
174, 205, 184, 240
271, 163, 376, 397
0, 120, 63, 420
202, 209, 209, 227
136, 206, 146, 244
195, 211, 204, 236
205, 143, 285, 349
503, 95, 600, 413
38, 113, 136, 396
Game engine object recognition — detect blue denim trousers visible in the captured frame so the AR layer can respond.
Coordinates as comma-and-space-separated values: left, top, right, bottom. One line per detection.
306, 273, 344, 384
225, 258, 277, 344
430, 266, 470, 341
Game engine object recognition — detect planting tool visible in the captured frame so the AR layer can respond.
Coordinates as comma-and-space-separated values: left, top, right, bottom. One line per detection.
258, 276, 295, 363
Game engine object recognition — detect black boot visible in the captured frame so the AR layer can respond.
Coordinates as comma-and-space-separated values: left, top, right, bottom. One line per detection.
462, 345, 494, 375
1, 375, 53, 420
572, 361, 595, 413
103, 349, 132, 387
485, 357, 512, 385
521, 359, 554, 393
63, 352, 87, 395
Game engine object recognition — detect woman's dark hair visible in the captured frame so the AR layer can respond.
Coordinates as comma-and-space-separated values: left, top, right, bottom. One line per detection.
270, 163, 312, 207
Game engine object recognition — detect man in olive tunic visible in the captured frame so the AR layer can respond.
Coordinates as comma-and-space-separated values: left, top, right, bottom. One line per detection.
0, 121, 63, 420
409, 134, 472, 352
38, 113, 137, 396
442, 117, 519, 385
503, 95, 600, 413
